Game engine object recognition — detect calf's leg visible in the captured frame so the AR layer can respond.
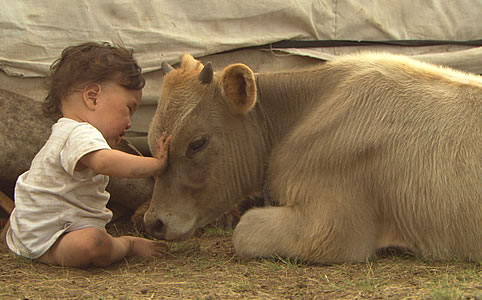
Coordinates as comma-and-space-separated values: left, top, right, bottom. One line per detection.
232, 197, 378, 264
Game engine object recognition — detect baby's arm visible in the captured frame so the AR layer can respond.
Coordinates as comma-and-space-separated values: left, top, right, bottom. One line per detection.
79, 132, 171, 178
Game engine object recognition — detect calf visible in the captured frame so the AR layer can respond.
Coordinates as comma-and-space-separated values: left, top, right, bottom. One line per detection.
146, 53, 481, 263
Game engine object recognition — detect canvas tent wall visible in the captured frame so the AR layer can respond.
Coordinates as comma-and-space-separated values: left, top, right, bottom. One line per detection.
1, 0, 481, 153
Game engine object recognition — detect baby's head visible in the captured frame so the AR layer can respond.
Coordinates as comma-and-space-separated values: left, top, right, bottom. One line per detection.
43, 42, 145, 119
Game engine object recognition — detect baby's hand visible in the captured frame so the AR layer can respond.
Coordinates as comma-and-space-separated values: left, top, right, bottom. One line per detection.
154, 131, 171, 162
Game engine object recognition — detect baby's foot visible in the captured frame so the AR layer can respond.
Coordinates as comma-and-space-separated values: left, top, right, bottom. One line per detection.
125, 236, 169, 257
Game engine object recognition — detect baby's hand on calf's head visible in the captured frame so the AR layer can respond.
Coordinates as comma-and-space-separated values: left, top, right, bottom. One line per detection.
154, 131, 171, 161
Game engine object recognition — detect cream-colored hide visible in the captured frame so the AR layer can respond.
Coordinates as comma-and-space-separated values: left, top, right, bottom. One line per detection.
146, 53, 481, 263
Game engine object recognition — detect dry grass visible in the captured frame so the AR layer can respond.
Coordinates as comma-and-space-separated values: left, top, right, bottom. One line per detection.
0, 219, 480, 300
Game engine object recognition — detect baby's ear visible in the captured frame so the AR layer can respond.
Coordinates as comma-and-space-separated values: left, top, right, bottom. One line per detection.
83, 83, 101, 109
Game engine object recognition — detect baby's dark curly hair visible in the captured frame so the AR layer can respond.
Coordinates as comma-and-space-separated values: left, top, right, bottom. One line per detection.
43, 42, 145, 119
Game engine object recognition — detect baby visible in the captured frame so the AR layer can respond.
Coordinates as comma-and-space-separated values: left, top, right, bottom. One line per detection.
4, 42, 170, 267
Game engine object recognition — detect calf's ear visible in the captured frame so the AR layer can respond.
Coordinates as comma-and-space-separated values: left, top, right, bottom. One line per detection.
221, 64, 256, 114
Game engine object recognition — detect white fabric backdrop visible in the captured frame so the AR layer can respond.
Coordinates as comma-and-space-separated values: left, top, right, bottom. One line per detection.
1, 0, 481, 77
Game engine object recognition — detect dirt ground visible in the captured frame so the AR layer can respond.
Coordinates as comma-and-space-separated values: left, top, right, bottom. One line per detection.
0, 216, 480, 300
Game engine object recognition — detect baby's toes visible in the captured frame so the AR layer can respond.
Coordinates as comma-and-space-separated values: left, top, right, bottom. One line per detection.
152, 241, 169, 255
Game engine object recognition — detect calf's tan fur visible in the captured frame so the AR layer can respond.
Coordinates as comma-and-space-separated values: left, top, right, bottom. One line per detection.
146, 53, 481, 263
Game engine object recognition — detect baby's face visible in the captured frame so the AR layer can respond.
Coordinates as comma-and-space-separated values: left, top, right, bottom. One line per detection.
90, 81, 142, 147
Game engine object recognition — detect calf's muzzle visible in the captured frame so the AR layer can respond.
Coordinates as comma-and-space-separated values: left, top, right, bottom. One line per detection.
144, 217, 166, 240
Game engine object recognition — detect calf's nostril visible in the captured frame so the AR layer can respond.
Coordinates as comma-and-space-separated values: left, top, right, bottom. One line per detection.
147, 218, 164, 239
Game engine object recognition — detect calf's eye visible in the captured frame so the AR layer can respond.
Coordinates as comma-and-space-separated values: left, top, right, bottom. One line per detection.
187, 136, 208, 157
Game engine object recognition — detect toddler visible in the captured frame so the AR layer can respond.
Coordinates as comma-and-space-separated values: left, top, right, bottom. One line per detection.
4, 42, 170, 267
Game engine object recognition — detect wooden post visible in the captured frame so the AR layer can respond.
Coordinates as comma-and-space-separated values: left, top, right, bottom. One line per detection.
0, 190, 14, 215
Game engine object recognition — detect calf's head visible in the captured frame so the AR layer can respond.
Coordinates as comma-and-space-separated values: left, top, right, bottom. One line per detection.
145, 54, 265, 240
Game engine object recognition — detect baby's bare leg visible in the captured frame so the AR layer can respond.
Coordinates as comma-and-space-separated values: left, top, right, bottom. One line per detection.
38, 227, 167, 267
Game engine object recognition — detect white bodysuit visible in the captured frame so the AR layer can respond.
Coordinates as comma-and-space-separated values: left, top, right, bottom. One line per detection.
6, 118, 113, 259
